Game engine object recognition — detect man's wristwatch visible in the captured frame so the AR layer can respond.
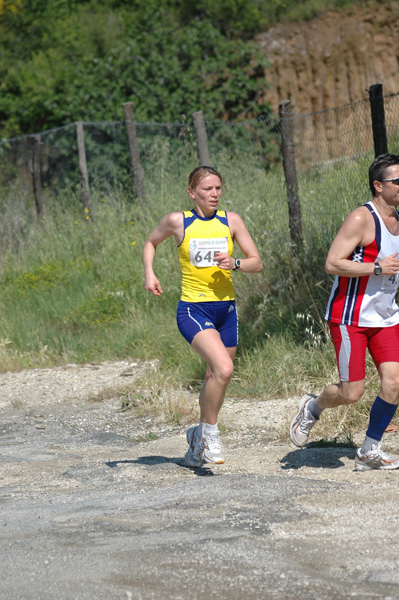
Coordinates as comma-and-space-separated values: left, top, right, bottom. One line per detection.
233, 258, 241, 271
374, 261, 382, 275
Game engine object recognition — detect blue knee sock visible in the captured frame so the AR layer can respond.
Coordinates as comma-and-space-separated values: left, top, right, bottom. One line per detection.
366, 396, 397, 442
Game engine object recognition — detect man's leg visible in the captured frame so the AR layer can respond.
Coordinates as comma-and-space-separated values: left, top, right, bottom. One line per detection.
355, 325, 399, 470
290, 321, 369, 448
290, 380, 364, 448
316, 380, 365, 409
355, 362, 399, 470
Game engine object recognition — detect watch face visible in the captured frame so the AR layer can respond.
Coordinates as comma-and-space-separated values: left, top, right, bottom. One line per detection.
235, 259, 241, 269
374, 264, 382, 275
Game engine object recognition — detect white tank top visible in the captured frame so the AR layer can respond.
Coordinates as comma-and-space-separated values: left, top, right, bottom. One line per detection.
325, 201, 399, 327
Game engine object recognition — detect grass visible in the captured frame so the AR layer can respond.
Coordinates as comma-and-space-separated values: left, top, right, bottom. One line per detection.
87, 375, 198, 426
0, 153, 384, 436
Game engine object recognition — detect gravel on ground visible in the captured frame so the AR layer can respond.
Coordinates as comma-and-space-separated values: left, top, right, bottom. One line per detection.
1, 360, 399, 600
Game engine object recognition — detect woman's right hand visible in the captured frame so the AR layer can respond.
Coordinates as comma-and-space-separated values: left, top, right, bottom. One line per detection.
144, 273, 163, 296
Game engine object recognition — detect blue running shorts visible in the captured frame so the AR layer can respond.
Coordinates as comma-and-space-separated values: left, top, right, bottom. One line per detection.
176, 300, 238, 347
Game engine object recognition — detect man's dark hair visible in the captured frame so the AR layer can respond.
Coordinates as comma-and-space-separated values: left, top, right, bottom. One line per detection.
369, 153, 399, 196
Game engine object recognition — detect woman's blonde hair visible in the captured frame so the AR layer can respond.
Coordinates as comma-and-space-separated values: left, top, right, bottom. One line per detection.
188, 166, 223, 189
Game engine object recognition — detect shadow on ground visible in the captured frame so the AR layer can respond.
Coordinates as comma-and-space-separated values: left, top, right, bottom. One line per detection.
280, 446, 356, 470
105, 456, 215, 476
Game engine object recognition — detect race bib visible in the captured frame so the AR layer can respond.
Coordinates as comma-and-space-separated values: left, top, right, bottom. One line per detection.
382, 273, 399, 291
189, 237, 229, 267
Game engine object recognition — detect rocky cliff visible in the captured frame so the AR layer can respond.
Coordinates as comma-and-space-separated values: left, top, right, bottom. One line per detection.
256, 2, 399, 114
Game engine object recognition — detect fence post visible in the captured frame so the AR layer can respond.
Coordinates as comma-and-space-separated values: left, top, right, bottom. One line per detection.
193, 110, 210, 165
279, 100, 303, 250
368, 84, 388, 157
76, 122, 91, 218
122, 102, 146, 211
32, 134, 44, 217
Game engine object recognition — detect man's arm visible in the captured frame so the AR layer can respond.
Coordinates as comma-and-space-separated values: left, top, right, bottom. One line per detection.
325, 207, 399, 277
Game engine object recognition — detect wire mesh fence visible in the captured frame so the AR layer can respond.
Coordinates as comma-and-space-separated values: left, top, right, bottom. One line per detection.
0, 117, 282, 212
1, 88, 399, 244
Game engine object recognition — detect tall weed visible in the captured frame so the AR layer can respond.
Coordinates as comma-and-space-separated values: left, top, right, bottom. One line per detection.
0, 156, 381, 437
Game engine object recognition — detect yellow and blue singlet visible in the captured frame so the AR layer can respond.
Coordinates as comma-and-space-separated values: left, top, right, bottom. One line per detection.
177, 209, 235, 302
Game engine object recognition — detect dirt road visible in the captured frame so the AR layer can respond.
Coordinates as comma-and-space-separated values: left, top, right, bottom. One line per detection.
1, 361, 399, 600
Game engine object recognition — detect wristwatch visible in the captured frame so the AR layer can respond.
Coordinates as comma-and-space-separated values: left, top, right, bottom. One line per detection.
374, 261, 382, 275
233, 258, 241, 270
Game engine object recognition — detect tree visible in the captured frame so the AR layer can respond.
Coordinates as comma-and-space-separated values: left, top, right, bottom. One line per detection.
0, 0, 270, 137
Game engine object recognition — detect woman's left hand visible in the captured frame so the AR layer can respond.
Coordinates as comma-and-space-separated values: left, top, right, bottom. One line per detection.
213, 253, 235, 270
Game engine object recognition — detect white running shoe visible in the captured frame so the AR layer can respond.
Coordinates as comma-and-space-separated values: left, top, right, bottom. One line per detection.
203, 430, 224, 464
184, 426, 204, 468
290, 393, 318, 447
355, 442, 399, 471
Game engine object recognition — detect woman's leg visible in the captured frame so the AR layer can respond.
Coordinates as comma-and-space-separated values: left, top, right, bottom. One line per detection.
191, 328, 236, 425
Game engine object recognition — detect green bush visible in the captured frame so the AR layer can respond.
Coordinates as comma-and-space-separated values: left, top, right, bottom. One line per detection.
0, 0, 370, 137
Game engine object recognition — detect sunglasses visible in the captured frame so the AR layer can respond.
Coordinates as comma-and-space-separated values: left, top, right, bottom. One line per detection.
381, 177, 399, 185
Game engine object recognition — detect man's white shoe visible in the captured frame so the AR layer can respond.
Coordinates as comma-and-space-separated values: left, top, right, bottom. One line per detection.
203, 430, 224, 464
355, 442, 399, 471
290, 394, 318, 447
184, 426, 204, 468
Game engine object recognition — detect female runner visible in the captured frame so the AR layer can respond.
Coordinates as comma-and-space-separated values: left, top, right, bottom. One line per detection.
143, 166, 262, 467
